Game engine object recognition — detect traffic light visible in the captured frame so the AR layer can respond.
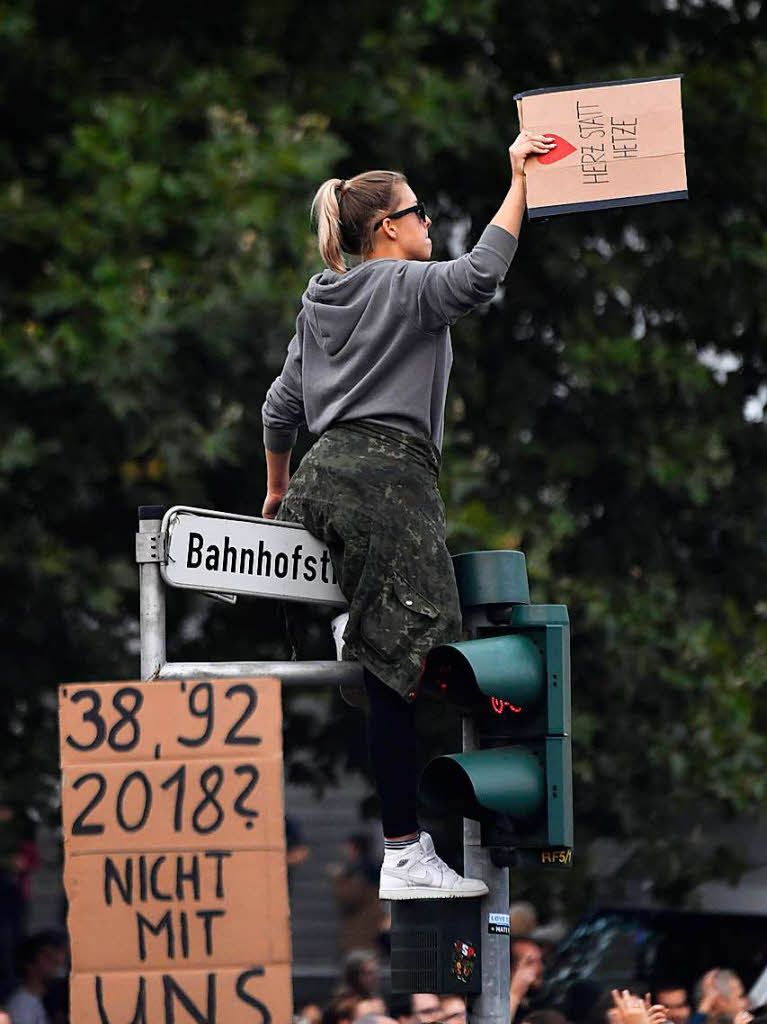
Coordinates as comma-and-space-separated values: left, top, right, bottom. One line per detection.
419, 551, 573, 867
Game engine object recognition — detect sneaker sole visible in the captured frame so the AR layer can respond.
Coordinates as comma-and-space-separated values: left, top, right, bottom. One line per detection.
380, 885, 489, 900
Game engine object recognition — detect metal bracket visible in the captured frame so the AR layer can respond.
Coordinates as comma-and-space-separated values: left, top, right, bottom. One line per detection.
202, 591, 238, 605
135, 531, 167, 564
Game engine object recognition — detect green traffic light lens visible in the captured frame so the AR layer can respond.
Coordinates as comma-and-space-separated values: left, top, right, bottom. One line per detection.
422, 634, 545, 711
421, 747, 546, 821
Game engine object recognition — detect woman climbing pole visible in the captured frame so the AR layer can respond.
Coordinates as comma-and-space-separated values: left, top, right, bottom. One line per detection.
261, 130, 556, 899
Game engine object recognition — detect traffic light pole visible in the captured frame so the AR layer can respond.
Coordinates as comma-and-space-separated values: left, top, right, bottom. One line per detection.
463, 716, 511, 1024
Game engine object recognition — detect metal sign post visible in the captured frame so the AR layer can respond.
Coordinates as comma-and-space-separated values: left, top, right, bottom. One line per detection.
463, 717, 510, 1024
137, 505, 167, 680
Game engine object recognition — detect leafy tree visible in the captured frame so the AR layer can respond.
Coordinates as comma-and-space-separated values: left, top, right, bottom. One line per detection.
1, 0, 766, 909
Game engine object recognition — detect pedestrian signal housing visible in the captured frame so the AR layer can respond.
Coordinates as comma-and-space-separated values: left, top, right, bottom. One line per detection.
419, 552, 573, 864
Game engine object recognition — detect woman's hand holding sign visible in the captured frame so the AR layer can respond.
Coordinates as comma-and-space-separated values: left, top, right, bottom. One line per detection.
510, 130, 557, 177
490, 130, 556, 240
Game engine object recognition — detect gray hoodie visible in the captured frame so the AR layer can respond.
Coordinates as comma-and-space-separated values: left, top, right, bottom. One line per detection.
261, 223, 518, 453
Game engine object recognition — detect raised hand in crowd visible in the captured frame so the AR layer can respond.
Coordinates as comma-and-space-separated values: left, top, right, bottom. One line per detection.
510, 951, 544, 1020
734, 1011, 754, 1024
696, 970, 723, 1020
648, 1001, 672, 1024
611, 989, 669, 1024
693, 968, 750, 1024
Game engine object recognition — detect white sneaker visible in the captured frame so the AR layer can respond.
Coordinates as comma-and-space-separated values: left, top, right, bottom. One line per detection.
331, 611, 349, 660
379, 831, 489, 900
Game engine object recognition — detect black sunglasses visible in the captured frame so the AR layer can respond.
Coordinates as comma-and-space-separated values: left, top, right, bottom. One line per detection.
373, 201, 428, 231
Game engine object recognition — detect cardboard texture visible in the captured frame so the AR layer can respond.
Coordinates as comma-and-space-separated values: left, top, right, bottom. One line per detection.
60, 677, 292, 1023
70, 964, 292, 1024
515, 75, 687, 218
60, 677, 282, 765
66, 850, 290, 971
62, 755, 285, 853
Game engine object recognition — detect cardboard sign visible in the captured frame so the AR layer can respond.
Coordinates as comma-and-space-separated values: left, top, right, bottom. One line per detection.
60, 677, 292, 1024
160, 505, 347, 606
70, 965, 292, 1024
65, 851, 289, 971
515, 75, 687, 218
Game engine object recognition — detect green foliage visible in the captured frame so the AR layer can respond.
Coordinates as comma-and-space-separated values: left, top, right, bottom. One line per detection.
2, 0, 766, 909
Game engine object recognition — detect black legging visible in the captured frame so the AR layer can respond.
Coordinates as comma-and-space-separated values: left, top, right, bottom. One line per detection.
363, 667, 419, 838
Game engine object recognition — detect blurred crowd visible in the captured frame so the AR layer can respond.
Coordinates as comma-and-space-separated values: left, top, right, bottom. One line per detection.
293, 939, 760, 1024
0, 930, 67, 1024
0, 818, 763, 1024
290, 839, 763, 1024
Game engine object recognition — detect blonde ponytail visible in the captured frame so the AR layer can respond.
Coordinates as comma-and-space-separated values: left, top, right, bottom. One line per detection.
311, 178, 347, 273
310, 170, 407, 273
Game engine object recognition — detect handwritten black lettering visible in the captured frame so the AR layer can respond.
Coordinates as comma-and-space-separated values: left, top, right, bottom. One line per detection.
236, 968, 272, 1024
95, 974, 147, 1024
116, 772, 152, 832
66, 689, 106, 752
175, 855, 201, 901
224, 685, 260, 746
204, 851, 232, 899
197, 909, 225, 956
178, 684, 214, 748
72, 773, 106, 836
192, 767, 225, 834
151, 856, 173, 902
104, 857, 132, 906
179, 911, 190, 959
137, 910, 174, 962
163, 973, 215, 1024
160, 765, 186, 832
108, 688, 143, 752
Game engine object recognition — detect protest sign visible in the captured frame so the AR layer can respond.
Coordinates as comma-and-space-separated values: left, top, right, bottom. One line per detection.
60, 676, 291, 1024
515, 74, 687, 218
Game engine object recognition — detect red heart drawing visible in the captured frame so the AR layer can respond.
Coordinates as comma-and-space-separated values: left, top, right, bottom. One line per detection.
536, 134, 577, 165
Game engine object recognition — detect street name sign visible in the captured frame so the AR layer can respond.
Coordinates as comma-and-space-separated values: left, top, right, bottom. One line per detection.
160, 505, 347, 606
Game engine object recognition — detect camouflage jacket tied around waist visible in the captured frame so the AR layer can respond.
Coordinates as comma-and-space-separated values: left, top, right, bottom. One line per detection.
275, 419, 463, 700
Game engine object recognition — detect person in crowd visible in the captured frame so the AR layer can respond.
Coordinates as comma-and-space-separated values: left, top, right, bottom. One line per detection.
388, 993, 443, 1023
510, 936, 545, 1023
42, 975, 67, 1024
0, 803, 23, 1003
334, 950, 381, 1003
510, 902, 538, 937
585, 988, 670, 1024
611, 989, 671, 1024
2, 931, 66, 1024
354, 1016, 398, 1024
440, 994, 468, 1023
322, 996, 359, 1024
654, 984, 691, 1024
330, 835, 385, 954
523, 1011, 568, 1024
295, 1002, 323, 1024
690, 970, 751, 1024
565, 979, 604, 1024
262, 133, 553, 897
355, 998, 388, 1019
389, 991, 442, 1024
